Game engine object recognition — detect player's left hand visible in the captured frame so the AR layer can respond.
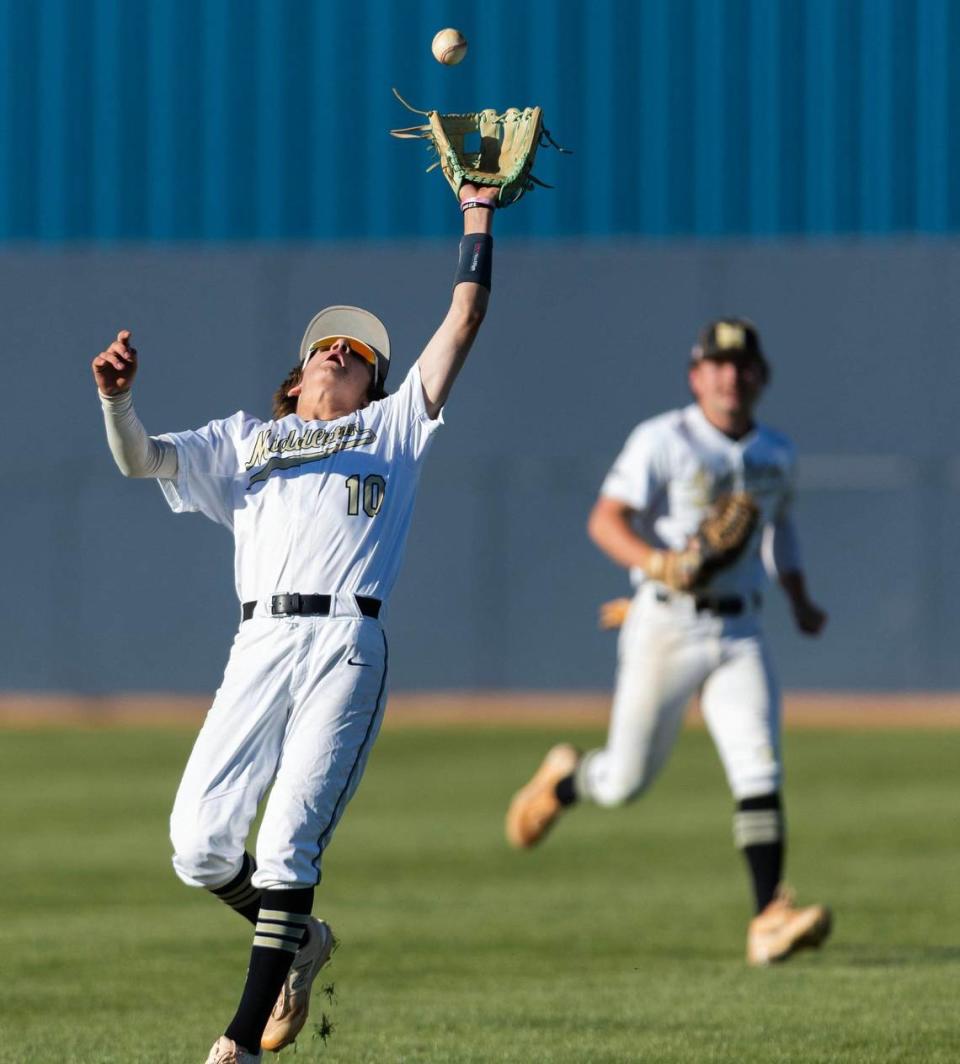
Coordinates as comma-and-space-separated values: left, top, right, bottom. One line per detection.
792, 598, 827, 636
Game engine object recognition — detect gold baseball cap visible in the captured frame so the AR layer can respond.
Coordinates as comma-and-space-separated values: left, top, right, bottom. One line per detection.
299, 305, 391, 385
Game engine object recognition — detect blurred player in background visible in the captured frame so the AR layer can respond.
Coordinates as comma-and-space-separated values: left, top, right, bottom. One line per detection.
506, 318, 832, 966
92, 184, 499, 1063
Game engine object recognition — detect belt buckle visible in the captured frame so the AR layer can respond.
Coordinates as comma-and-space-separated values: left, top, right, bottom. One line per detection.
271, 593, 301, 615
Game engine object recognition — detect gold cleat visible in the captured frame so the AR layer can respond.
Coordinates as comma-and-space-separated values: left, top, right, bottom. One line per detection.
505, 743, 580, 849
205, 1036, 262, 1063
746, 886, 832, 966
260, 917, 335, 1052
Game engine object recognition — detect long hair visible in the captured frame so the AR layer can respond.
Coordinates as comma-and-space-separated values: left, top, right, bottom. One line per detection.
272, 361, 388, 420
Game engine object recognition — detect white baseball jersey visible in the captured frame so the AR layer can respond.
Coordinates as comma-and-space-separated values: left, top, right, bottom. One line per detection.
155, 363, 441, 605
163, 363, 441, 891
600, 403, 798, 596
579, 402, 805, 808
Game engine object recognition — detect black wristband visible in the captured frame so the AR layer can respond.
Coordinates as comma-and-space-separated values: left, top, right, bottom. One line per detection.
460, 198, 497, 213
453, 233, 493, 291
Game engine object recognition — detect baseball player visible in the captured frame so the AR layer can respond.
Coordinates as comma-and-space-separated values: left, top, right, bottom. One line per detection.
92, 183, 499, 1063
506, 319, 832, 966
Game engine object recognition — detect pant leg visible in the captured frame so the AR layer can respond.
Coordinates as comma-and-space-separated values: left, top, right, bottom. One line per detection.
170, 620, 296, 888
253, 617, 389, 890
699, 625, 781, 801
578, 597, 716, 807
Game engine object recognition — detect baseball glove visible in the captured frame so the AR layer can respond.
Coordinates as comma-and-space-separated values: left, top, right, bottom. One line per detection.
644, 546, 704, 592
390, 88, 569, 206
694, 491, 760, 576
598, 597, 632, 630
645, 492, 760, 592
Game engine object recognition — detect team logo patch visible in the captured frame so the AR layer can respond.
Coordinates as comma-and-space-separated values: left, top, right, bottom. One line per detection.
715, 321, 745, 349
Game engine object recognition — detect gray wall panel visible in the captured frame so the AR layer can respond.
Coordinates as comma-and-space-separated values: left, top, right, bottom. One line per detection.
3, 238, 959, 693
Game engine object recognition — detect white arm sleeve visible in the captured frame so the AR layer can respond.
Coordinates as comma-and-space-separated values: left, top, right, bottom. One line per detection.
762, 514, 803, 578
99, 391, 178, 479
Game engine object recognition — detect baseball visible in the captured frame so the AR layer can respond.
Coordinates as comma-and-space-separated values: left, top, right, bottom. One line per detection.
432, 27, 467, 66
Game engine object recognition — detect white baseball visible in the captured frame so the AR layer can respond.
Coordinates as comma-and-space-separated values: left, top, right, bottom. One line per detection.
432, 27, 467, 66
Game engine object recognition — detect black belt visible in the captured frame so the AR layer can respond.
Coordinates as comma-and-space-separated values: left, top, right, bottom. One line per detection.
241, 593, 381, 622
655, 589, 760, 616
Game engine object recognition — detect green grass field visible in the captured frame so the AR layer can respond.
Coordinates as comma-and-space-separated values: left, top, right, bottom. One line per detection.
2, 723, 958, 1063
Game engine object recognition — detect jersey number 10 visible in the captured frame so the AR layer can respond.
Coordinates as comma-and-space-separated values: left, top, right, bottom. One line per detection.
345, 473, 386, 517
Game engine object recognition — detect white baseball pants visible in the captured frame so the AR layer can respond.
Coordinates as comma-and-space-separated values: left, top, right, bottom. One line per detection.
579, 586, 781, 806
170, 605, 388, 891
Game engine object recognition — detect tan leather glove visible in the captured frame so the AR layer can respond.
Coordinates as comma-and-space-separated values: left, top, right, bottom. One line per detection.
644, 546, 704, 591
390, 89, 568, 207
645, 493, 760, 592
598, 597, 632, 630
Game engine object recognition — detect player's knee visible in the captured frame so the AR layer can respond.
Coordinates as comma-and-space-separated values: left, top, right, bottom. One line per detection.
591, 774, 647, 807
171, 846, 241, 889
170, 826, 239, 889
578, 750, 649, 807
252, 843, 322, 891
732, 766, 781, 801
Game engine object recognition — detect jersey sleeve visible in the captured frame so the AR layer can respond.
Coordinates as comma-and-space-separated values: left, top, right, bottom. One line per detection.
762, 515, 803, 578
773, 439, 798, 522
762, 442, 802, 575
600, 423, 668, 513
377, 362, 443, 461
154, 412, 253, 529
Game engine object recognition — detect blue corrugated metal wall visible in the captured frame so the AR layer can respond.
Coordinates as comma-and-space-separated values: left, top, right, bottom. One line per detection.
1, 0, 958, 241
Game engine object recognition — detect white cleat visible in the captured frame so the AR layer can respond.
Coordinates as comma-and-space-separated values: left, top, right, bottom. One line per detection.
746, 886, 832, 966
205, 1036, 262, 1063
260, 917, 336, 1052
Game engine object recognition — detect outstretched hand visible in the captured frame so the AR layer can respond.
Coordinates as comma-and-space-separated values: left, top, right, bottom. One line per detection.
92, 330, 138, 396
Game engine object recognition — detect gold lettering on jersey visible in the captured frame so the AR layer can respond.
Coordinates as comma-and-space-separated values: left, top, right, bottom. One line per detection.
683, 463, 786, 514
690, 468, 713, 507
244, 422, 377, 488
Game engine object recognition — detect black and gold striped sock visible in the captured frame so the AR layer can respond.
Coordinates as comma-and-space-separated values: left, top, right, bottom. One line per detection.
208, 852, 262, 925
252, 907, 312, 952
734, 793, 785, 914
554, 773, 578, 807
224, 887, 314, 1053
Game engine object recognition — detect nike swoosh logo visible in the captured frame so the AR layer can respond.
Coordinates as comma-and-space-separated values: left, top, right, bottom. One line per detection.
347, 657, 371, 667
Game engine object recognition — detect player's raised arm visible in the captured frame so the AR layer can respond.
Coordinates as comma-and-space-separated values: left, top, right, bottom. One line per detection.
416, 183, 497, 419
92, 329, 177, 479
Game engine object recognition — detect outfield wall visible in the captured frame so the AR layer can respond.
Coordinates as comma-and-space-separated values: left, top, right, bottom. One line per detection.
2, 0, 954, 241
5, 238, 960, 693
